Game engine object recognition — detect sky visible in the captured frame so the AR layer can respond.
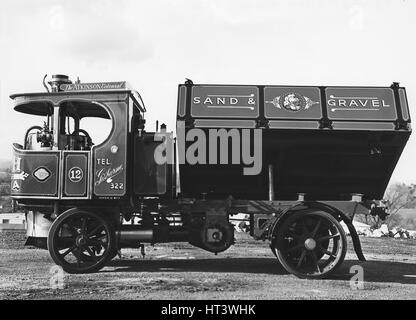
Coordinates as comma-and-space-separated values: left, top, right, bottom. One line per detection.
0, 0, 415, 183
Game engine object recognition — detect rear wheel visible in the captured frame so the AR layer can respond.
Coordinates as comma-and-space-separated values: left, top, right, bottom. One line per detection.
47, 209, 116, 274
273, 210, 347, 279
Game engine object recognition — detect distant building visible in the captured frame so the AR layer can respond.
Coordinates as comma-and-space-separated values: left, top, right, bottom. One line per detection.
0, 213, 25, 230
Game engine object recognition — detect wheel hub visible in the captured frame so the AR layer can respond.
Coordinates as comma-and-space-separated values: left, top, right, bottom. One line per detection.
304, 238, 316, 251
76, 235, 87, 247
212, 231, 222, 241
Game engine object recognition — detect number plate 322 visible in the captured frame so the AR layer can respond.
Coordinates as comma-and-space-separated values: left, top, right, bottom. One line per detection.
110, 183, 124, 190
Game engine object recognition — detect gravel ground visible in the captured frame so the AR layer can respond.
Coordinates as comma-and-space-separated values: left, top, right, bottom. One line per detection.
0, 230, 415, 300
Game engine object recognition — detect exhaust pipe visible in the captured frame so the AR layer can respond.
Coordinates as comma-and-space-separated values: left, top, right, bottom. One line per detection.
117, 227, 154, 242
116, 226, 189, 245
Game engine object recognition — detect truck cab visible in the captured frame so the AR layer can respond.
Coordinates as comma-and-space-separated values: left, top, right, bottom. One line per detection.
11, 76, 142, 199
10, 75, 174, 245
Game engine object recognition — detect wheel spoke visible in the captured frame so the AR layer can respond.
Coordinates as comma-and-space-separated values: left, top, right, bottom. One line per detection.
65, 221, 79, 237
90, 233, 107, 241
72, 248, 82, 266
321, 248, 337, 259
297, 250, 307, 268
311, 218, 322, 238
310, 251, 321, 274
61, 245, 76, 258
283, 243, 304, 253
87, 224, 104, 237
56, 236, 76, 250
316, 233, 340, 242
85, 246, 96, 258
286, 229, 299, 239
88, 239, 105, 247
81, 217, 88, 234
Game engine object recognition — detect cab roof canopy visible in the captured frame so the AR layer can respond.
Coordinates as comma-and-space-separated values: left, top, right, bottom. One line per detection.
13, 100, 111, 119
10, 80, 145, 119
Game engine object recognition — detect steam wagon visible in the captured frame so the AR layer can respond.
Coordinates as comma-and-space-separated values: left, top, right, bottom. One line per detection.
10, 75, 412, 278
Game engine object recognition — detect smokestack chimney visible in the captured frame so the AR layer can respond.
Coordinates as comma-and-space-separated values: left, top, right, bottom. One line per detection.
48, 74, 71, 92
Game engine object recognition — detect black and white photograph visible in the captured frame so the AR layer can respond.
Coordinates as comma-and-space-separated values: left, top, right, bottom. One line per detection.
0, 0, 415, 308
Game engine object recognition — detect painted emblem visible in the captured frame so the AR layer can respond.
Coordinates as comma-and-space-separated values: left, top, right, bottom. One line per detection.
68, 167, 83, 183
266, 93, 319, 112
33, 167, 51, 182
12, 171, 29, 181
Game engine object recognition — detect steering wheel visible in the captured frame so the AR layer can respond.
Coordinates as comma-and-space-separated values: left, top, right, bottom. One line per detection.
71, 129, 93, 147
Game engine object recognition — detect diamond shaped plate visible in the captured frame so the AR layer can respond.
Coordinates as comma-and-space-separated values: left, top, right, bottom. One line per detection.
33, 167, 50, 182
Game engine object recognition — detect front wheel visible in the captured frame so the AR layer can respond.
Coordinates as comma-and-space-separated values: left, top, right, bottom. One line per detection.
47, 209, 116, 274
273, 210, 347, 279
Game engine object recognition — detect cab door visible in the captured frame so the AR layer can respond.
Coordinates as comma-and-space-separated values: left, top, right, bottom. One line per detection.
11, 145, 60, 199
62, 151, 90, 198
